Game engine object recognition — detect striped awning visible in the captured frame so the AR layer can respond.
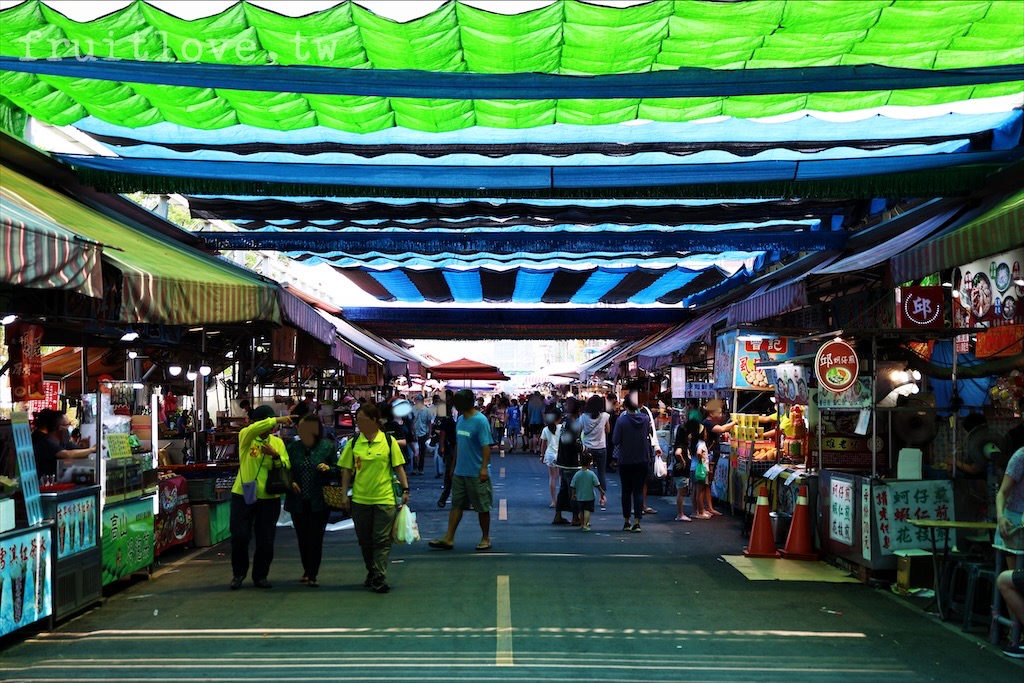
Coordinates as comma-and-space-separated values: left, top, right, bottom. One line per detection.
2, 163, 280, 326
0, 185, 102, 298
727, 280, 809, 327
890, 189, 1024, 283
637, 308, 729, 369
278, 287, 340, 349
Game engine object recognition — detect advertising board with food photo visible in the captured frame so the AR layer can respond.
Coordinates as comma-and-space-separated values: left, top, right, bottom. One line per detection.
734, 335, 793, 391
953, 247, 1023, 328
818, 377, 872, 410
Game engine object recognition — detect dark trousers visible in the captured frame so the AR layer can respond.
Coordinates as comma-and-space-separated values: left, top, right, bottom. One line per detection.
230, 494, 281, 581
590, 447, 608, 491
619, 462, 648, 520
438, 452, 455, 504
557, 468, 580, 516
292, 501, 330, 580
416, 436, 429, 472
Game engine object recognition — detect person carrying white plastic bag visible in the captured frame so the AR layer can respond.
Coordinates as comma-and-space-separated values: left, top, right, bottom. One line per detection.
394, 505, 420, 545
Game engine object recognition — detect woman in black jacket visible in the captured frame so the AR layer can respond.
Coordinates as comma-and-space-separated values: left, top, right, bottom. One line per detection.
285, 414, 339, 588
611, 394, 653, 533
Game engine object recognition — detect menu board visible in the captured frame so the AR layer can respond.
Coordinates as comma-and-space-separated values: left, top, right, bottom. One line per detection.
953, 247, 1024, 328
26, 381, 61, 417
818, 378, 872, 410
101, 498, 154, 585
11, 412, 42, 526
829, 476, 854, 545
0, 526, 52, 636
873, 480, 954, 555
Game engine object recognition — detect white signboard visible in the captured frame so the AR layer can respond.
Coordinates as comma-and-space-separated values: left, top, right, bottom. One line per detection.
873, 480, 955, 556
671, 367, 686, 399
861, 485, 872, 561
829, 476, 854, 546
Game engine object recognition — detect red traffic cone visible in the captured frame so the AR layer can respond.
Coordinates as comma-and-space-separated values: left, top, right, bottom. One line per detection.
781, 485, 818, 561
743, 485, 780, 558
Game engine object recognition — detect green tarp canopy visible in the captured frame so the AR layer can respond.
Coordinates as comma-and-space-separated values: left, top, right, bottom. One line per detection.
1, 162, 281, 326
1, 0, 1021, 132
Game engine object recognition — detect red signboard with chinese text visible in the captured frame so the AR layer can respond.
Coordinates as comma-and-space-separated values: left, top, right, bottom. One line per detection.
976, 325, 1024, 358
895, 286, 945, 328
815, 338, 859, 393
27, 381, 61, 418
7, 323, 45, 401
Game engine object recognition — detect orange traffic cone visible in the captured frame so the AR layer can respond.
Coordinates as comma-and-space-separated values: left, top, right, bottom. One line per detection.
743, 485, 780, 558
781, 485, 818, 561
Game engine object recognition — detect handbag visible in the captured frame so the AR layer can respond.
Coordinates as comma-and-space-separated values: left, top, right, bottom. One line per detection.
695, 460, 708, 483
242, 444, 265, 505
322, 485, 347, 510
265, 460, 292, 495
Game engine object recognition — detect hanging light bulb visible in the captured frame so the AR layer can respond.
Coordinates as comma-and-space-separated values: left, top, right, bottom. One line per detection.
199, 364, 212, 377
1, 314, 17, 325
168, 364, 182, 377
128, 350, 138, 359
186, 368, 198, 382
910, 369, 922, 381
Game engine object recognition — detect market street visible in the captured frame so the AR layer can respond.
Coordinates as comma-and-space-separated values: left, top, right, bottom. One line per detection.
1, 450, 1019, 683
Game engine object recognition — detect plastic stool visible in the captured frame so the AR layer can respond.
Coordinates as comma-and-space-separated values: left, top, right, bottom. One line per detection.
963, 565, 997, 633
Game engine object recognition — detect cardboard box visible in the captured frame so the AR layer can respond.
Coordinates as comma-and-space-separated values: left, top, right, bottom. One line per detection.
895, 549, 934, 593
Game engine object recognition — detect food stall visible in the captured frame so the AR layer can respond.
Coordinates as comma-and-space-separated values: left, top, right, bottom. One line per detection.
38, 484, 101, 622
1, 413, 53, 637
712, 329, 799, 516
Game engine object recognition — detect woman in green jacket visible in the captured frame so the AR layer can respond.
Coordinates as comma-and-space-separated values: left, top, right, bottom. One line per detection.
229, 405, 292, 590
285, 414, 339, 588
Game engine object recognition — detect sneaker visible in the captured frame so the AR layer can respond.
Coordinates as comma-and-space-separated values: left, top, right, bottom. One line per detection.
372, 580, 391, 594
1002, 644, 1024, 659
623, 521, 632, 532
631, 523, 642, 533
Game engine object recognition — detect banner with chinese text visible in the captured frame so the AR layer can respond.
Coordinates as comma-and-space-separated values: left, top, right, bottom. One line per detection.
829, 476, 854, 545
101, 498, 154, 585
873, 480, 955, 555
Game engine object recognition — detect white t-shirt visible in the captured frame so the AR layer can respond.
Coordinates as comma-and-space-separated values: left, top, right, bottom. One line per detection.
540, 424, 561, 466
579, 412, 609, 449
690, 440, 709, 472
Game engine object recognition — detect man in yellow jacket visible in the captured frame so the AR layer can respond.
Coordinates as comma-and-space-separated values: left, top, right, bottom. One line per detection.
230, 405, 293, 590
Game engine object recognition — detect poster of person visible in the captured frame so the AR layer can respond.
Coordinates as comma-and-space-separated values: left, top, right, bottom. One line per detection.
774, 365, 809, 405
953, 247, 1023, 328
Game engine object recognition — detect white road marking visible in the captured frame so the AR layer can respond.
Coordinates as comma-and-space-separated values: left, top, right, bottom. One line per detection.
499, 499, 508, 521
496, 575, 513, 667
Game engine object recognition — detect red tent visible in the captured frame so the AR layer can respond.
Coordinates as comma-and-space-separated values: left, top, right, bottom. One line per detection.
428, 358, 510, 381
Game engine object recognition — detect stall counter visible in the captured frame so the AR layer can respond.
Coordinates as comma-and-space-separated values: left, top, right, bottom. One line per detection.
39, 485, 102, 622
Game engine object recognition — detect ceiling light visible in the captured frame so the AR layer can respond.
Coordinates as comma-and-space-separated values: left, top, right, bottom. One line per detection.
168, 364, 182, 377
951, 290, 960, 299
1016, 279, 1024, 287
132, 382, 144, 390
127, 350, 138, 359
225, 351, 234, 359
120, 330, 139, 342
910, 369, 922, 382
199, 364, 212, 377
186, 369, 198, 381
1, 314, 17, 325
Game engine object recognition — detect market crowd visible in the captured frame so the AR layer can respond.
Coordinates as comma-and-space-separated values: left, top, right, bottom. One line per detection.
225, 385, 747, 594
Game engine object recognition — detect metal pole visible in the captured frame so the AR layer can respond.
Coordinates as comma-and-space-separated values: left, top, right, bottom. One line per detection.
951, 342, 958, 480
871, 335, 878, 480
80, 341, 88, 397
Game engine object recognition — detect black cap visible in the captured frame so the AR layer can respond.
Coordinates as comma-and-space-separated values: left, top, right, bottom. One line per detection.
251, 405, 276, 422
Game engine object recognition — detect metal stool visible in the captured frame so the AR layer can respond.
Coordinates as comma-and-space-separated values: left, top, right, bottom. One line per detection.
942, 556, 985, 623
963, 564, 997, 632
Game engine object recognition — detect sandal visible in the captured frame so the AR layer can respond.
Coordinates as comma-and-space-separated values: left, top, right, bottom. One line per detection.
428, 539, 454, 550
475, 541, 492, 551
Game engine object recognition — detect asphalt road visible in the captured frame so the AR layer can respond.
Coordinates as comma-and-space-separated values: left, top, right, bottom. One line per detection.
2, 448, 1020, 682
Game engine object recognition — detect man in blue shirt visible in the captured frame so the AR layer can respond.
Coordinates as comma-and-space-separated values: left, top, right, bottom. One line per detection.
429, 389, 493, 551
